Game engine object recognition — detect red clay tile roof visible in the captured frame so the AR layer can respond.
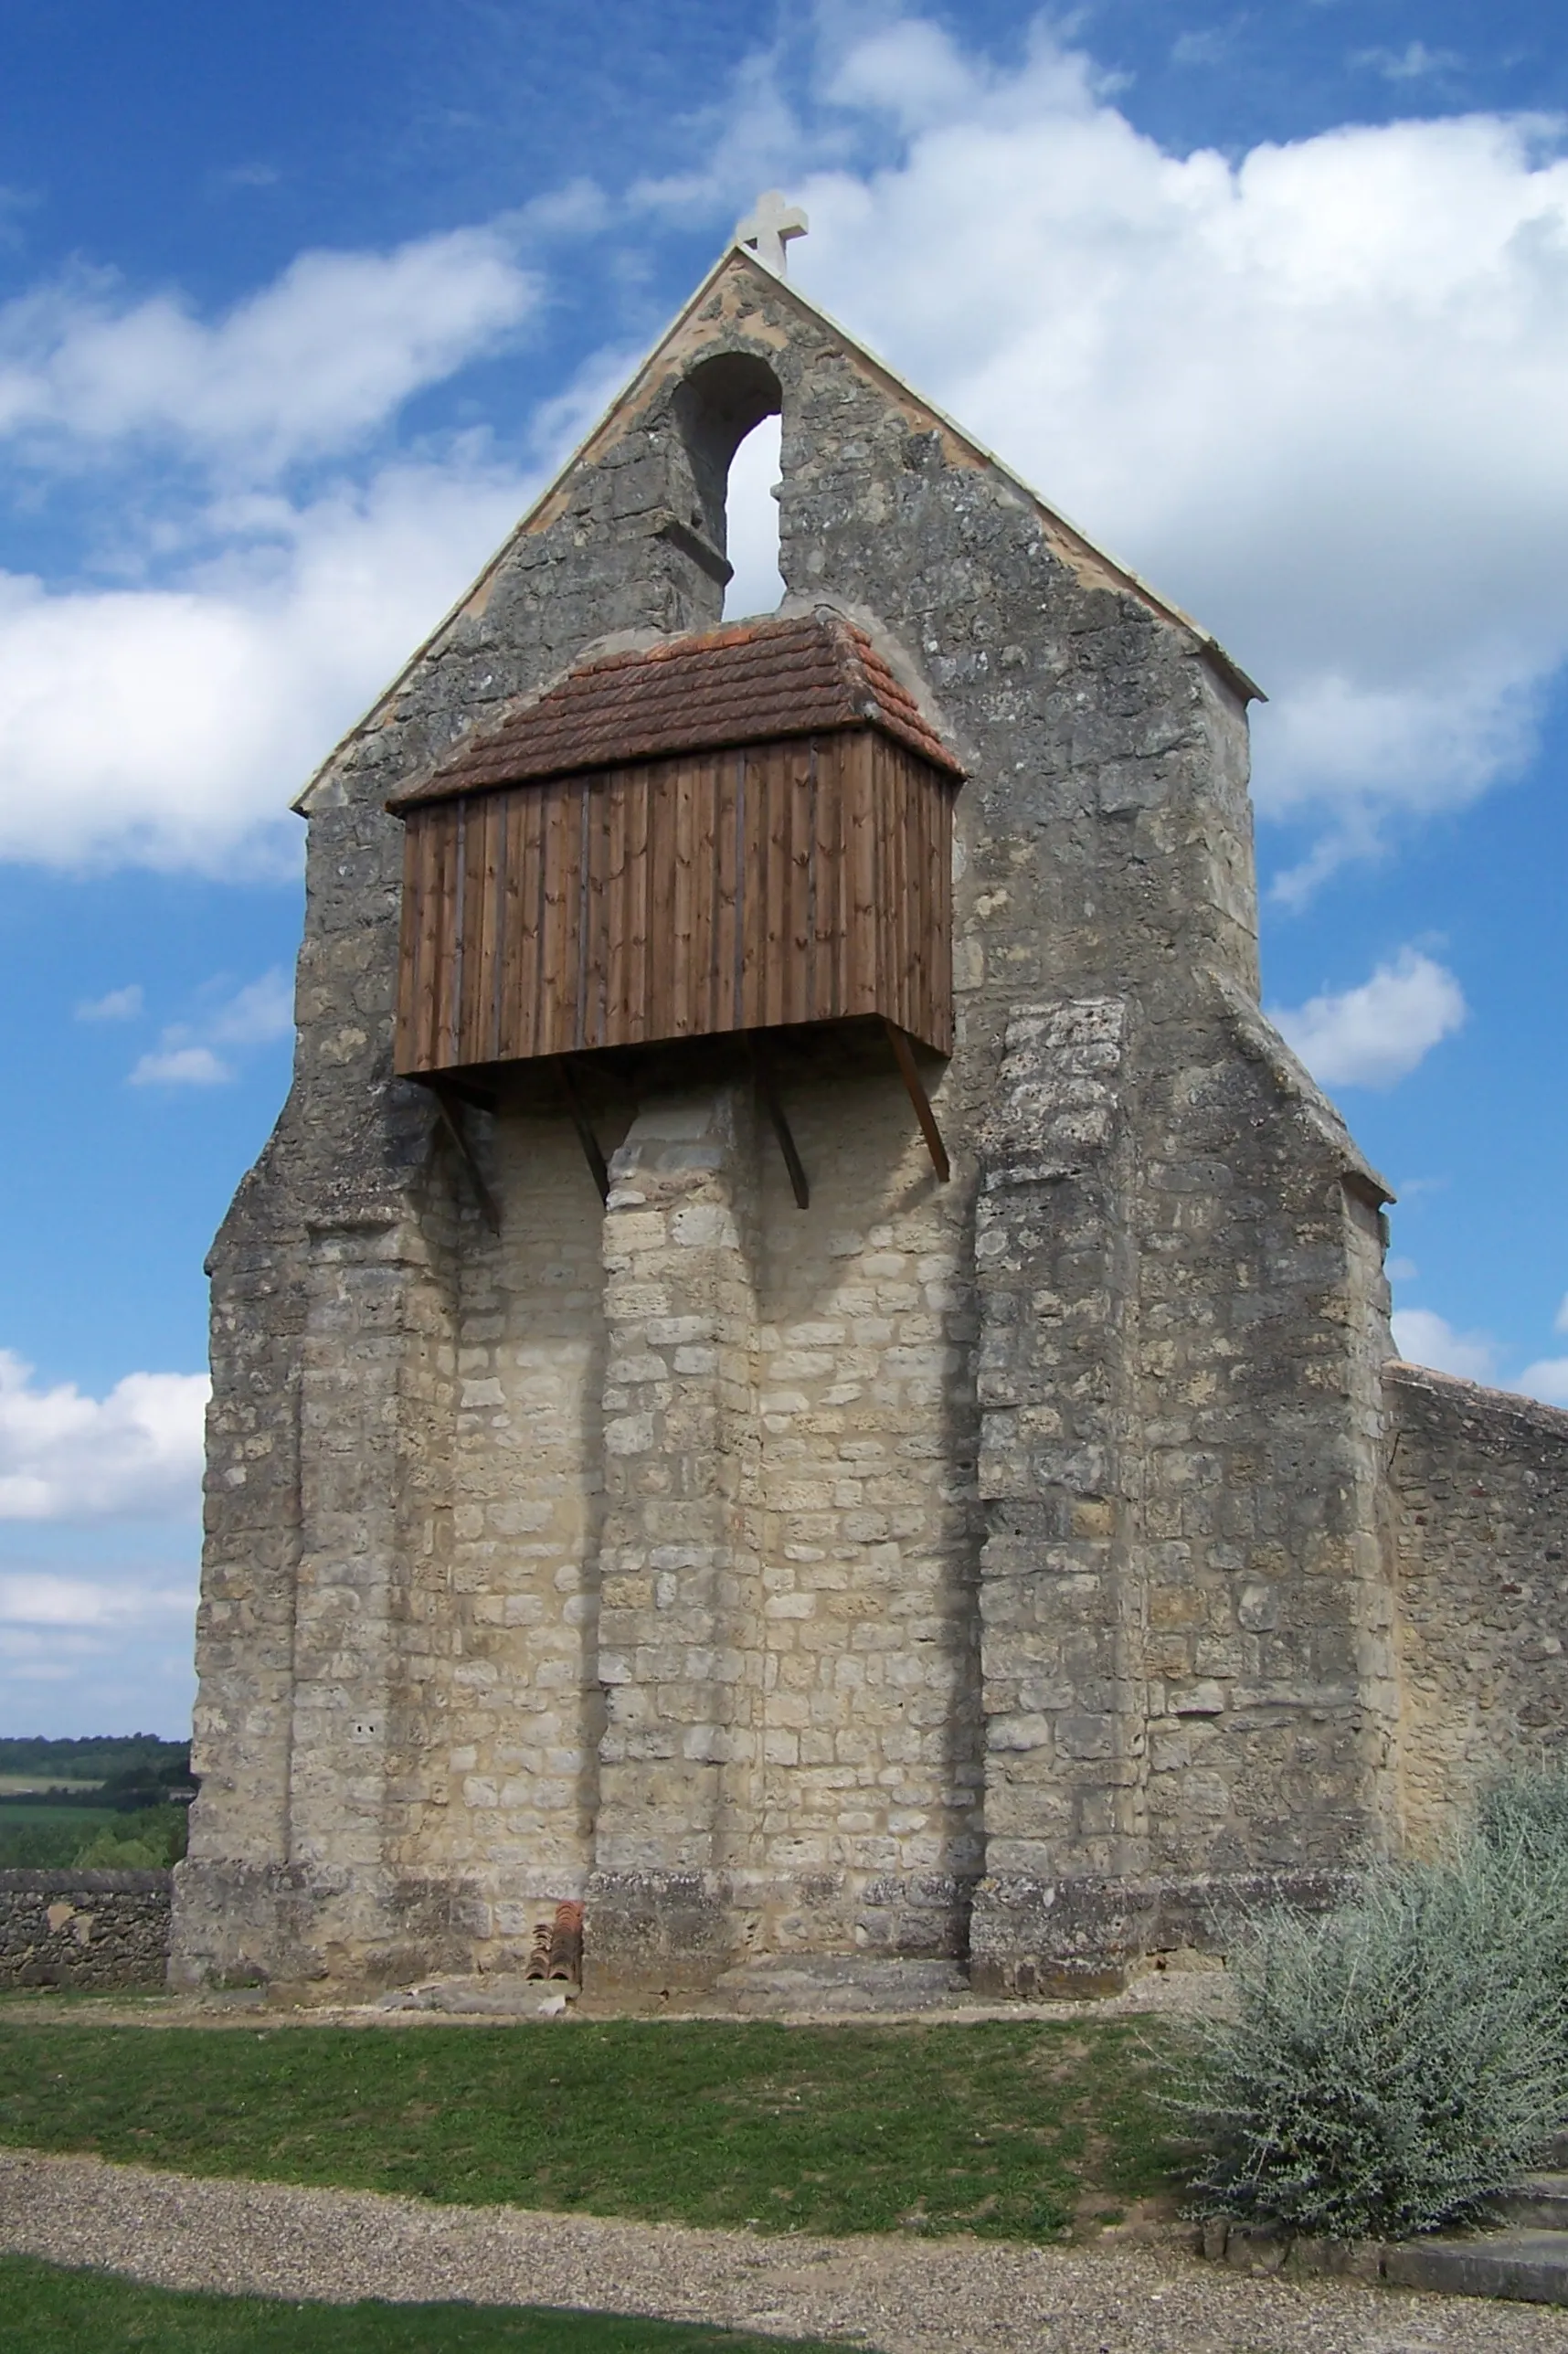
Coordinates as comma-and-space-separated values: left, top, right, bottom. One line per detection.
387, 610, 964, 811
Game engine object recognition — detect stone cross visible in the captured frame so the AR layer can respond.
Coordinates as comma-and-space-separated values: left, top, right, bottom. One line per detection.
735, 190, 809, 276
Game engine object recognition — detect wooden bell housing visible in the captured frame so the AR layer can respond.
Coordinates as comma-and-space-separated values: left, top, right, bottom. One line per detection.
389, 610, 964, 1084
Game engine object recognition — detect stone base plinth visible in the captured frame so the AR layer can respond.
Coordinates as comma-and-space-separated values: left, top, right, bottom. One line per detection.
969, 1869, 1352, 1998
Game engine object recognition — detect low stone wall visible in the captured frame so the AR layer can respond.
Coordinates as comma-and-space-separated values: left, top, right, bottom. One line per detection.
0, 1871, 172, 1989
1388, 1361, 1568, 1849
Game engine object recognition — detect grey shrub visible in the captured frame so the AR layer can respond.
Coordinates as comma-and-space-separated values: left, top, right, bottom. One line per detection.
1168, 1839, 1568, 2243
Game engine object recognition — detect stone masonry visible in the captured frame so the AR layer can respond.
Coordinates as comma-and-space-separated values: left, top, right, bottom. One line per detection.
171, 239, 1568, 1998
1, 1872, 171, 1990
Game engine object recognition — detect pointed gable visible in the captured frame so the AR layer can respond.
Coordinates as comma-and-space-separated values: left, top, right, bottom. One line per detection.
296, 242, 1255, 818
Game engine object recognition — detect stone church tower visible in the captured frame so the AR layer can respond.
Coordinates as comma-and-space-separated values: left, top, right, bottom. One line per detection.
171, 211, 1568, 1999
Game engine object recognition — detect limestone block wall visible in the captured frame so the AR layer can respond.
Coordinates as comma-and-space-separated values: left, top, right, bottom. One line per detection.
417, 1071, 984, 1986
1388, 1362, 1568, 1849
747, 1069, 983, 1961
387, 1113, 609, 1935
1129, 991, 1398, 1885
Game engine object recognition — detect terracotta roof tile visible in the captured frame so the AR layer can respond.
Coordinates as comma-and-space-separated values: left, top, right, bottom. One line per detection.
387, 610, 964, 811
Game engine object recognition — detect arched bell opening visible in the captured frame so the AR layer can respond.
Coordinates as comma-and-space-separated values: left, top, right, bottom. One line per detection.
671, 350, 782, 568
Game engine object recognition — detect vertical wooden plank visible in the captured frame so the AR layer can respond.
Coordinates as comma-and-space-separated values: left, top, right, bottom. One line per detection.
400, 814, 440, 1073
895, 742, 913, 1034
916, 762, 937, 1051
462, 794, 495, 1067
425, 813, 449, 1071
739, 747, 768, 1030
890, 739, 911, 1037
785, 740, 813, 1027
625, 766, 651, 1044
477, 793, 497, 1066
486, 793, 508, 1066
935, 769, 956, 1054
495, 790, 525, 1064
801, 740, 821, 1024
845, 731, 877, 1016
912, 756, 933, 1046
714, 749, 739, 1035
768, 742, 794, 1030
646, 757, 677, 1043
690, 755, 717, 1041
895, 744, 913, 1034
441, 801, 467, 1069
813, 737, 843, 1023
866, 738, 889, 1026
514, 785, 545, 1061
602, 769, 628, 1050
581, 774, 611, 1052
536, 779, 569, 1059
573, 781, 593, 1052
758, 742, 779, 1030
561, 777, 586, 1057
752, 745, 773, 1030
672, 754, 696, 1034
454, 794, 477, 1066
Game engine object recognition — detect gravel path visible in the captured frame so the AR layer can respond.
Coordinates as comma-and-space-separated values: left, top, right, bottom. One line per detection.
5, 2149, 1568, 2351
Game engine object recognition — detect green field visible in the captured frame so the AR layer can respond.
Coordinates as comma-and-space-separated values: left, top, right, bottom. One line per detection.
0, 2015, 1175, 2242
0, 2257, 837, 2353
0, 1801, 118, 1827
0, 1776, 104, 1796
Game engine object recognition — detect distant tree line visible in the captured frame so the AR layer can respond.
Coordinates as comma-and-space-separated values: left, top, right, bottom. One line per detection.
0, 1735, 196, 1809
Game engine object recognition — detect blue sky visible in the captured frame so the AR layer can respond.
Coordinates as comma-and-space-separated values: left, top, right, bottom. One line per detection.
2, 0, 1565, 1735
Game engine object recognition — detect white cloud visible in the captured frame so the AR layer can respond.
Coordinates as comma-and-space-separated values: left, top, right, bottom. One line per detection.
1353, 43, 1462, 84
129, 967, 295, 1085
206, 967, 292, 1045
0, 1573, 195, 1628
0, 228, 537, 474
1385, 1256, 1419, 1284
628, 53, 813, 221
1511, 1295, 1568, 1406
6, 23, 1568, 885
0, 455, 532, 871
1171, 30, 1232, 70
130, 1044, 232, 1087
0, 1351, 208, 1521
76, 983, 143, 1021
1517, 1358, 1568, 1407
215, 164, 281, 193
785, 23, 1568, 881
1391, 1307, 1499, 1383
1268, 948, 1466, 1087
723, 415, 786, 620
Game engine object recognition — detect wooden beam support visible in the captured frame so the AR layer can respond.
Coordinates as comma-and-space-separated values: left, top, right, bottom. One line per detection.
557, 1058, 609, 1204
747, 1032, 809, 1210
435, 1074, 498, 1114
885, 1020, 950, 1183
428, 1082, 502, 1233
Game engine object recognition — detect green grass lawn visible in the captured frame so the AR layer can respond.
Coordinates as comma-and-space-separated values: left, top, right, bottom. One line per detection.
0, 2017, 1176, 2241
0, 2255, 839, 2352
